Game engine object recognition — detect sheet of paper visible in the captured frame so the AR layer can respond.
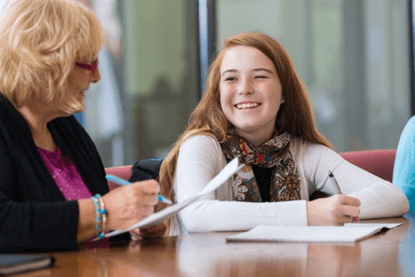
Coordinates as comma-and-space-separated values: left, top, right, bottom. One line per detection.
226, 223, 403, 243
343, 223, 402, 229
226, 225, 383, 243
104, 157, 243, 238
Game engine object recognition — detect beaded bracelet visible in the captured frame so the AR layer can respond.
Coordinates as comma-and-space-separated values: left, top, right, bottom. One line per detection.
91, 194, 101, 238
97, 195, 107, 239
91, 194, 107, 240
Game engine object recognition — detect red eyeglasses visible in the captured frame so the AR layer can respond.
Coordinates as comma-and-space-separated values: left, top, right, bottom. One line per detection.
75, 59, 99, 73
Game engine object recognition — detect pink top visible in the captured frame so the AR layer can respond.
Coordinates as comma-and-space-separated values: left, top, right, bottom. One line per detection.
38, 146, 110, 248
37, 146, 92, 200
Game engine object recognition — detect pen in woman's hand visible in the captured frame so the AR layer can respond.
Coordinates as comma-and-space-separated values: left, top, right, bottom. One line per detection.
105, 174, 172, 204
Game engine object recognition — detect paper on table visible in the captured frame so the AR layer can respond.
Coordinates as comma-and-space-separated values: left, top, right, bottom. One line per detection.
226, 225, 384, 243
226, 223, 402, 243
104, 157, 244, 238
343, 223, 402, 229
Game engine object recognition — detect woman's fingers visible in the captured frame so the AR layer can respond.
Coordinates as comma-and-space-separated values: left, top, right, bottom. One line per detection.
136, 179, 160, 195
134, 180, 160, 206
103, 179, 160, 230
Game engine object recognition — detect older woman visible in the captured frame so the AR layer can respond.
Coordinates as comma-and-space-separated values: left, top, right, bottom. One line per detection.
0, 0, 163, 252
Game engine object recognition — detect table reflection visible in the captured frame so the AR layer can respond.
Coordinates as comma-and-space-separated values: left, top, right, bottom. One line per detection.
177, 233, 308, 276
24, 214, 414, 277
175, 216, 412, 277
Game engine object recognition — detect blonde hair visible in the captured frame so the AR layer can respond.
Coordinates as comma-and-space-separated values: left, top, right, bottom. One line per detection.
0, 0, 104, 113
158, 32, 333, 219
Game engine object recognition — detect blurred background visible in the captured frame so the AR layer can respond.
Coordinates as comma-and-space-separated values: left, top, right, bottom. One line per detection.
0, 0, 413, 167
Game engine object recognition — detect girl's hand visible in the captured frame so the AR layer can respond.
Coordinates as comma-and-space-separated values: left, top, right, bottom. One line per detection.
306, 194, 361, 226
130, 222, 168, 240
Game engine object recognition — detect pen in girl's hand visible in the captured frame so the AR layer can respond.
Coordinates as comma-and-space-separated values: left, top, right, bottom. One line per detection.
327, 170, 359, 222
105, 174, 172, 204
328, 170, 342, 194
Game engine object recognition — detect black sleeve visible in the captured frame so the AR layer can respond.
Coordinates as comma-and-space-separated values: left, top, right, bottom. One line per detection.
0, 200, 79, 253
0, 137, 79, 253
129, 159, 163, 182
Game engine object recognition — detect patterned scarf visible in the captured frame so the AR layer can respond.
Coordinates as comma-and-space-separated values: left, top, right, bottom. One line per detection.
220, 128, 301, 202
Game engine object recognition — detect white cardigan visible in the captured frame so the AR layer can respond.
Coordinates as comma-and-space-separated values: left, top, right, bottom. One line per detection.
170, 135, 409, 235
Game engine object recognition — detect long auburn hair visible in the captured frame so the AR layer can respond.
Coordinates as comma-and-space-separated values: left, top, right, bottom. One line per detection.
158, 32, 332, 213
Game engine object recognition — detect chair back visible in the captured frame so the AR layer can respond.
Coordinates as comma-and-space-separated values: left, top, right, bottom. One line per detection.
340, 149, 396, 182
104, 149, 397, 190
104, 165, 132, 190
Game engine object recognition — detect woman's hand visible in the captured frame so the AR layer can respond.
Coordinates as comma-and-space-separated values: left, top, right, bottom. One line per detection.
306, 194, 361, 226
102, 180, 160, 231
130, 222, 168, 240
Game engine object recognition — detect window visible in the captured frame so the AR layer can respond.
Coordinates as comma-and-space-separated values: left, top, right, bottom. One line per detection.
84, 0, 199, 166
215, 0, 410, 151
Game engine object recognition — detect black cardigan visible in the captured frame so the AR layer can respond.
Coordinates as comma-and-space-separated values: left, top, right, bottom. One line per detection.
0, 94, 111, 252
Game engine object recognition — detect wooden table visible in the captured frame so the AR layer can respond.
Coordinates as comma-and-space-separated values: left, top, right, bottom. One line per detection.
16, 212, 415, 277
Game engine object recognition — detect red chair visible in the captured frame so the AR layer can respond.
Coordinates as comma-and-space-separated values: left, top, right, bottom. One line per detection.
104, 149, 396, 190
105, 165, 132, 190
340, 149, 396, 182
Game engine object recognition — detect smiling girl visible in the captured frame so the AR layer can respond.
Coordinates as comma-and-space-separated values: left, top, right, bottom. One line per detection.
159, 32, 409, 235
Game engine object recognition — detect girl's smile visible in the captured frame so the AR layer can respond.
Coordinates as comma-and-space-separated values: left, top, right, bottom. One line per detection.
234, 101, 262, 110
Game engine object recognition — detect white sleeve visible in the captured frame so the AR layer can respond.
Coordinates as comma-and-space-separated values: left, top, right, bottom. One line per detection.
302, 141, 409, 219
175, 135, 308, 234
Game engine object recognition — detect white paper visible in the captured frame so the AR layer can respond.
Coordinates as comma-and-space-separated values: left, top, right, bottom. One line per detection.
343, 223, 402, 229
226, 223, 402, 243
226, 225, 383, 243
104, 157, 243, 238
